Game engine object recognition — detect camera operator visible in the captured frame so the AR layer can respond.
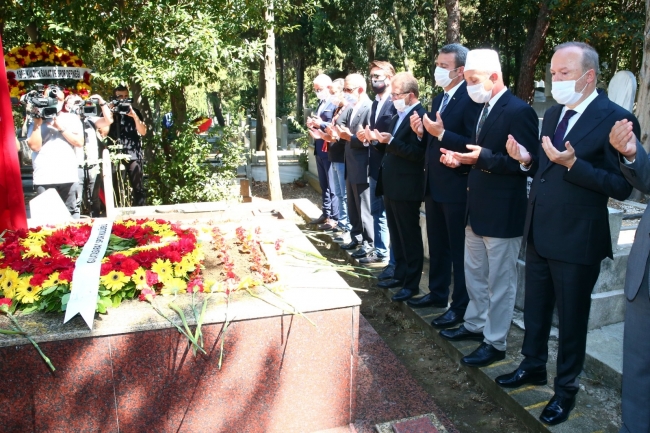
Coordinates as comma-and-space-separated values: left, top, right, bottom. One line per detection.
63, 93, 113, 217
26, 85, 83, 219
107, 85, 147, 206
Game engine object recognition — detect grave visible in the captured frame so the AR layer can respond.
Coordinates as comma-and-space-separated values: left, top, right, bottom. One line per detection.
0, 202, 361, 432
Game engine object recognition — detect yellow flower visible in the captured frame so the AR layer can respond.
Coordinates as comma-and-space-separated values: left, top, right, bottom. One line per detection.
151, 258, 173, 283
174, 258, 193, 277
0, 269, 19, 299
42, 272, 62, 288
132, 268, 148, 290
15, 278, 42, 304
203, 279, 217, 293
160, 278, 187, 296
101, 271, 130, 293
238, 275, 262, 290
23, 244, 47, 258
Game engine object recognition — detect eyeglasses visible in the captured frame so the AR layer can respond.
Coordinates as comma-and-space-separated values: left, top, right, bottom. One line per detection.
390, 92, 409, 98
342, 86, 359, 93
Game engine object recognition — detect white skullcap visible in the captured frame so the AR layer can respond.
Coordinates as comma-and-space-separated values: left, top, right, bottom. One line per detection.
465, 49, 501, 73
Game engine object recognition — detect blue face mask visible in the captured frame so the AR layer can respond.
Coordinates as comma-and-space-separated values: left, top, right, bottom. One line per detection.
344, 93, 357, 105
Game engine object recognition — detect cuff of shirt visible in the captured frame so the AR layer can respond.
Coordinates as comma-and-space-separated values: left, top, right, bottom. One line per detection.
437, 130, 445, 141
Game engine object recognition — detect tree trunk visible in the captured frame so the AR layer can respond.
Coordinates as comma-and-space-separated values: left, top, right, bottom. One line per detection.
390, 2, 409, 71
25, 23, 39, 42
515, 0, 551, 104
256, 60, 265, 150
129, 80, 155, 137
278, 38, 285, 112
429, 0, 439, 88
367, 34, 376, 63
445, 0, 460, 44
637, 0, 650, 153
262, 0, 283, 201
169, 86, 188, 126
296, 53, 305, 123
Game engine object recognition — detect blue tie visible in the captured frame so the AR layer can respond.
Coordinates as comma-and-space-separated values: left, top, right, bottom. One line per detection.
440, 93, 449, 113
552, 110, 577, 150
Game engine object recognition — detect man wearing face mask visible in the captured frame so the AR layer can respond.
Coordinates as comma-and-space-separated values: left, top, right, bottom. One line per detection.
367, 72, 426, 302
407, 43, 483, 328
307, 74, 339, 229
496, 42, 639, 426
27, 86, 84, 218
356, 60, 397, 268
438, 49, 538, 369
336, 74, 374, 258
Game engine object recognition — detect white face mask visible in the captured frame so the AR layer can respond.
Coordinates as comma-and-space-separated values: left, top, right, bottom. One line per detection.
344, 93, 357, 105
434, 67, 457, 88
316, 89, 329, 101
467, 80, 493, 103
393, 97, 407, 112
551, 71, 589, 106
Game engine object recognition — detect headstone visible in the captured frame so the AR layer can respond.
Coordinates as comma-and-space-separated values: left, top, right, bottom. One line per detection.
276, 117, 283, 149
29, 188, 73, 226
281, 123, 288, 150
545, 63, 552, 97
608, 70, 637, 112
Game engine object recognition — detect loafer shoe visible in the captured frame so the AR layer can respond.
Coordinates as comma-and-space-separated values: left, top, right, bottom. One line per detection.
340, 241, 359, 250
432, 309, 464, 328
407, 293, 448, 309
439, 325, 484, 342
351, 247, 372, 259
461, 342, 505, 367
377, 278, 403, 289
318, 219, 337, 230
309, 214, 327, 225
358, 252, 388, 265
495, 366, 547, 388
377, 265, 395, 281
391, 288, 418, 302
539, 395, 575, 425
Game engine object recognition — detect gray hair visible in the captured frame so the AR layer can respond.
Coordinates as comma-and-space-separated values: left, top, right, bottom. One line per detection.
313, 74, 333, 87
345, 73, 367, 91
439, 43, 469, 68
554, 41, 600, 75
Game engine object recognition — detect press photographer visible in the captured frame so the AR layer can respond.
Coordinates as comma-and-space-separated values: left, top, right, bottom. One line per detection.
107, 85, 147, 206
26, 85, 83, 219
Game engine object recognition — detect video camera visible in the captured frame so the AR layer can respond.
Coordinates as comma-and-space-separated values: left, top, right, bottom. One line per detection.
82, 97, 102, 117
20, 84, 60, 119
109, 98, 133, 115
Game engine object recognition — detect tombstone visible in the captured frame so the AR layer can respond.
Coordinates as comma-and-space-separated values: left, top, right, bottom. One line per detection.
276, 117, 283, 149
544, 63, 552, 97
608, 70, 637, 112
281, 122, 289, 150
250, 129, 257, 151
29, 188, 73, 227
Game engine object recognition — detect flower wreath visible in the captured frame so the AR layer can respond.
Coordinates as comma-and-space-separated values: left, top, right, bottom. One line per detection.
4, 42, 92, 99
0, 219, 203, 314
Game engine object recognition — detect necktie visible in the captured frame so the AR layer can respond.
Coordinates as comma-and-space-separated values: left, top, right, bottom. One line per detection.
476, 103, 489, 137
440, 93, 449, 113
552, 109, 577, 150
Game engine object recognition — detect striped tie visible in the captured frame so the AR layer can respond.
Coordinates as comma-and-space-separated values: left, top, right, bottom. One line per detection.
440, 93, 449, 113
476, 103, 489, 137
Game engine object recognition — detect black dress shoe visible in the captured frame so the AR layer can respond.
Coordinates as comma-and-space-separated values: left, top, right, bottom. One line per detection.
351, 247, 371, 258
431, 309, 464, 328
495, 366, 547, 388
377, 278, 403, 289
406, 293, 448, 309
391, 288, 418, 302
439, 324, 484, 342
340, 241, 359, 250
461, 342, 505, 367
318, 219, 337, 230
377, 265, 395, 280
539, 395, 575, 425
309, 214, 327, 225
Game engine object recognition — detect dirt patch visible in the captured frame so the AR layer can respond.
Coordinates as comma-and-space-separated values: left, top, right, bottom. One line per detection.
251, 179, 322, 203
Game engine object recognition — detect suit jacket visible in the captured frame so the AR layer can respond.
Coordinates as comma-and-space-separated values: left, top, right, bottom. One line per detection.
424, 82, 483, 203
369, 95, 397, 180
524, 91, 639, 265
466, 89, 539, 238
313, 100, 337, 157
344, 97, 373, 184
377, 103, 427, 201
620, 142, 650, 299
327, 105, 352, 163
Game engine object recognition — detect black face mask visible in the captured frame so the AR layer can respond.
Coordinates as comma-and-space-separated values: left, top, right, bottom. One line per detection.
371, 79, 387, 95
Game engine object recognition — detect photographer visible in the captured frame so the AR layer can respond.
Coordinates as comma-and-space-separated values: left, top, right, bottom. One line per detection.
26, 85, 83, 219
63, 94, 113, 216
107, 85, 147, 206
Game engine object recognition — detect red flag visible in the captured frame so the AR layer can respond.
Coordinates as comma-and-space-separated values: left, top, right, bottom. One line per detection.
0, 35, 27, 232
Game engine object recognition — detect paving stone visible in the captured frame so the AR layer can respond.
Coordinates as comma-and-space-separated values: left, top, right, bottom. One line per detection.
392, 416, 439, 433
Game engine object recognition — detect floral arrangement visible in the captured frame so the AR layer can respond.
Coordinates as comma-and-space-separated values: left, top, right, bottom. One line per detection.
4, 42, 92, 99
0, 219, 203, 314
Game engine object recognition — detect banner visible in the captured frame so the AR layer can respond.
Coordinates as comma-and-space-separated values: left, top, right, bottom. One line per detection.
7, 66, 92, 81
0, 34, 28, 232
64, 220, 113, 329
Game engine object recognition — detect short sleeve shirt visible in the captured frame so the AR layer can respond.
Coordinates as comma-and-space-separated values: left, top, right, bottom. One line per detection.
29, 112, 82, 185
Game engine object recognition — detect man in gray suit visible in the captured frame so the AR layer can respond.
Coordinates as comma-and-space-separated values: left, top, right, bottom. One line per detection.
335, 74, 374, 257
609, 119, 650, 433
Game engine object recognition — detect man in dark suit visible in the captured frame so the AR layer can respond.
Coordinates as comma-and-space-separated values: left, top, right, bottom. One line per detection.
610, 119, 650, 433
369, 72, 426, 302
356, 60, 397, 269
307, 74, 339, 229
407, 43, 482, 329
336, 74, 374, 258
437, 49, 539, 369
496, 42, 638, 426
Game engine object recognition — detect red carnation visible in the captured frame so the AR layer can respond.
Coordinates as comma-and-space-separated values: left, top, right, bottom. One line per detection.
0, 298, 12, 309
7, 71, 15, 80
145, 270, 158, 286
30, 273, 48, 287
187, 279, 204, 294
107, 254, 139, 276
83, 71, 91, 83
138, 287, 155, 302
59, 268, 73, 282
18, 48, 28, 57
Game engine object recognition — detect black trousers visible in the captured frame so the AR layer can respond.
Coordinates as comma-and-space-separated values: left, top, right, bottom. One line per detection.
520, 238, 601, 398
384, 197, 423, 291
346, 181, 373, 246
424, 196, 469, 313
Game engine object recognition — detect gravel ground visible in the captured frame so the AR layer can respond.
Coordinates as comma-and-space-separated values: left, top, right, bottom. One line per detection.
250, 180, 322, 204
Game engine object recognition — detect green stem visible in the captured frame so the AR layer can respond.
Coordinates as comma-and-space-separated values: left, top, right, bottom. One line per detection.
149, 302, 206, 355
7, 313, 55, 372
